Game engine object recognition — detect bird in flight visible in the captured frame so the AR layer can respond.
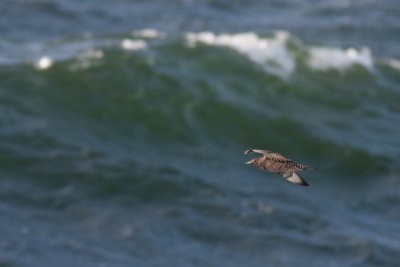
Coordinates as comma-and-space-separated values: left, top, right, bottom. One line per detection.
245, 148, 316, 186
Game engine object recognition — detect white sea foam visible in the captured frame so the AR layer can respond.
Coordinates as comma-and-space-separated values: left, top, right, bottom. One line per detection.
36, 56, 53, 70
186, 31, 294, 78
186, 31, 375, 77
121, 39, 148, 51
308, 47, 373, 72
384, 58, 400, 71
7, 29, 377, 77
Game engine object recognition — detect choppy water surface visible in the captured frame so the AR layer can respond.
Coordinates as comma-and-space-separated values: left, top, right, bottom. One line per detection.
1, 1, 400, 266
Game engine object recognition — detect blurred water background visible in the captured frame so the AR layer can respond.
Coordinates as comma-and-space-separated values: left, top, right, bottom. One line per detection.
1, 0, 400, 266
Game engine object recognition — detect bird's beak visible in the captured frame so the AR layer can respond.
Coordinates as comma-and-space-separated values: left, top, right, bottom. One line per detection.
244, 149, 253, 155
245, 160, 252, 165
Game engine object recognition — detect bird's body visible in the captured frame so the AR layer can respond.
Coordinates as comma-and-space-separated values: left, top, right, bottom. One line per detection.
245, 149, 315, 186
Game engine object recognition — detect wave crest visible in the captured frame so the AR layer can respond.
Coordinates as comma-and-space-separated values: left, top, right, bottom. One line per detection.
185, 31, 374, 77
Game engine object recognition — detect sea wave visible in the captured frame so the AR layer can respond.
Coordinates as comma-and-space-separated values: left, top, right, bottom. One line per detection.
185, 31, 377, 77
1, 30, 399, 173
2, 29, 400, 84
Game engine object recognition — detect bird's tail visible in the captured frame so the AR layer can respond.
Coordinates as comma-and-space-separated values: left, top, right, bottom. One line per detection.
295, 163, 317, 171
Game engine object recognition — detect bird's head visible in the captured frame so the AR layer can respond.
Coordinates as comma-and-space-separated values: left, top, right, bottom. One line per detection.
244, 148, 253, 155
245, 158, 258, 165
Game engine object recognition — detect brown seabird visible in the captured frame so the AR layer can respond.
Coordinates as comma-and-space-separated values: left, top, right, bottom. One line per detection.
245, 148, 316, 186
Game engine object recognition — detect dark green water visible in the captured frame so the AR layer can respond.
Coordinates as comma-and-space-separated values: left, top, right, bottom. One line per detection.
1, 1, 400, 266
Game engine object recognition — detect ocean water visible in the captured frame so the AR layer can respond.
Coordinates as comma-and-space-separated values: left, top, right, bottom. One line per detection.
1, 1, 400, 266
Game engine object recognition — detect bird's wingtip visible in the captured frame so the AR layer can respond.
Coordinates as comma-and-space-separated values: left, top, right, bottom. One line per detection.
285, 172, 310, 186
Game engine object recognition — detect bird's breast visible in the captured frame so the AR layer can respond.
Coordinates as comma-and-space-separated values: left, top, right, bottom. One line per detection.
261, 159, 285, 172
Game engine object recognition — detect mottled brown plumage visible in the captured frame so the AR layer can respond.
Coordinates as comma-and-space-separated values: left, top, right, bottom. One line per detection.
245, 148, 315, 186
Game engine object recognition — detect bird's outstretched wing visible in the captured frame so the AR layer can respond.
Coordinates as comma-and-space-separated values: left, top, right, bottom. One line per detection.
244, 149, 271, 155
245, 149, 291, 161
264, 152, 292, 162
